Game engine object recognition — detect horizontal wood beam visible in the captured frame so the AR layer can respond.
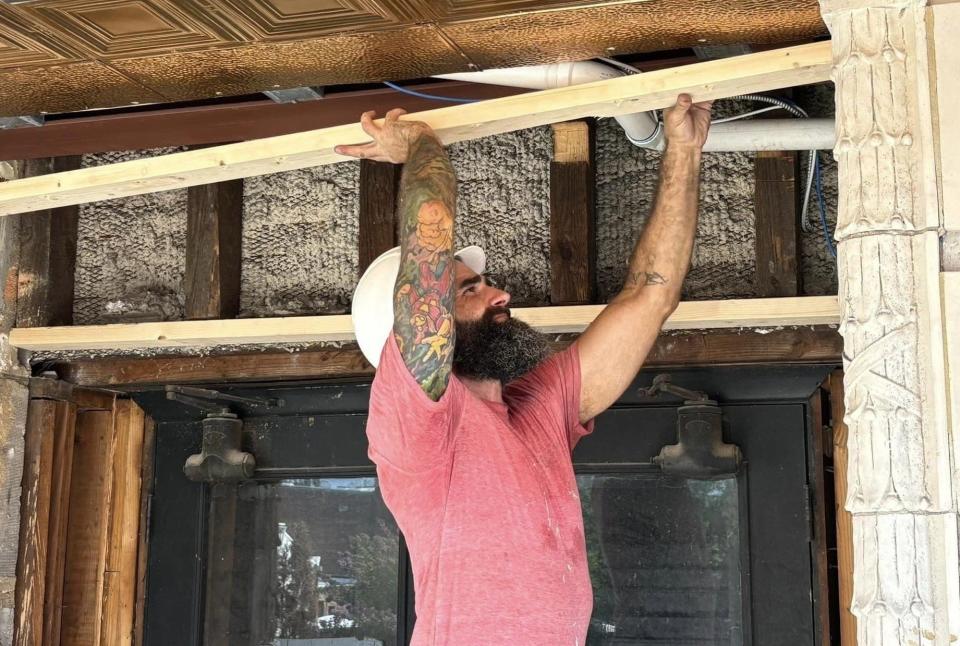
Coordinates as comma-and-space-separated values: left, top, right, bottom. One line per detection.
51, 327, 843, 388
0, 42, 832, 217
10, 296, 840, 352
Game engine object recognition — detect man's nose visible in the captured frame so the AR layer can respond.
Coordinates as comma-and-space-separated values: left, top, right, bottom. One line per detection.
490, 288, 510, 308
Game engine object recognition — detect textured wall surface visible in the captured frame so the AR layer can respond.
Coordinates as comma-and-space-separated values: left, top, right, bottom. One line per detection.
72, 85, 838, 325
240, 163, 360, 317
76, 148, 188, 324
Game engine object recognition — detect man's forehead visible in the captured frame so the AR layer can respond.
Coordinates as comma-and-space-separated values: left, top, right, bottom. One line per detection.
454, 259, 479, 281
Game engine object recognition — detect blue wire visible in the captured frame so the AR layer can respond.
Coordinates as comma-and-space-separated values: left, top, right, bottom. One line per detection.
382, 81, 481, 104
814, 152, 837, 259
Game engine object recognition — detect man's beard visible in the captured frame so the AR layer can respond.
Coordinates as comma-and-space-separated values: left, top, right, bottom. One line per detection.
452, 307, 552, 385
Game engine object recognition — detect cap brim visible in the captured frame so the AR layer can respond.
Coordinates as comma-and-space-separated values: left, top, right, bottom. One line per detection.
351, 245, 486, 367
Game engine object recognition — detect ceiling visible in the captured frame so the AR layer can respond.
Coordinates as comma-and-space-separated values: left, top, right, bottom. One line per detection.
0, 0, 826, 118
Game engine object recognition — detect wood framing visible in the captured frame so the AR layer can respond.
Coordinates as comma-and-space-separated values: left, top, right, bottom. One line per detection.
0, 42, 832, 217
16, 157, 82, 328
49, 327, 843, 388
829, 370, 857, 644
550, 120, 596, 304
8, 295, 840, 352
185, 179, 244, 320
358, 160, 401, 274
754, 149, 800, 296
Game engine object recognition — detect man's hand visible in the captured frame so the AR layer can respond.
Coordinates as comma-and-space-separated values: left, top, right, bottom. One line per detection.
662, 93, 713, 149
334, 108, 436, 163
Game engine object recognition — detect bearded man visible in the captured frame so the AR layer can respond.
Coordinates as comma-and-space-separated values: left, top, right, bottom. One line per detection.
338, 94, 712, 645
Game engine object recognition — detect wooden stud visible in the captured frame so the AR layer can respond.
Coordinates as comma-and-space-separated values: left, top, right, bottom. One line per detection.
8, 295, 841, 352
754, 149, 801, 297
358, 160, 401, 274
16, 157, 81, 328
0, 42, 832, 216
13, 400, 57, 646
99, 400, 145, 646
131, 417, 154, 646
185, 179, 244, 320
550, 121, 596, 304
60, 410, 113, 646
828, 370, 857, 644
807, 386, 832, 645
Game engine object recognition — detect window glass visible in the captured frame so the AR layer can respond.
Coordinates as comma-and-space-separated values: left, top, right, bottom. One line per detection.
225, 477, 399, 646
579, 473, 746, 645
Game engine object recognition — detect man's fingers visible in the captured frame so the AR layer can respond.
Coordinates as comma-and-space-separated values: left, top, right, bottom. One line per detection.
384, 108, 407, 124
334, 142, 378, 159
359, 110, 380, 138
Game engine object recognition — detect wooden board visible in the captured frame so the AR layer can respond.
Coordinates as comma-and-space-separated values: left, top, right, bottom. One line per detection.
60, 410, 114, 646
16, 157, 81, 328
10, 295, 841, 352
358, 160, 401, 274
13, 400, 57, 646
0, 42, 832, 217
550, 121, 596, 305
754, 150, 801, 296
131, 418, 155, 646
185, 179, 243, 320
829, 370, 857, 644
52, 327, 842, 387
931, 4, 960, 230
99, 401, 145, 646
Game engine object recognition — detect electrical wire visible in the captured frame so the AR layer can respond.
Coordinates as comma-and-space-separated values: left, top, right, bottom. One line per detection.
382, 80, 481, 104
596, 57, 642, 75
814, 152, 837, 259
710, 106, 784, 123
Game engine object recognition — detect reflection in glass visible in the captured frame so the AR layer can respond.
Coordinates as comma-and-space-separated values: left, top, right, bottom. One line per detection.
214, 477, 399, 646
579, 473, 746, 646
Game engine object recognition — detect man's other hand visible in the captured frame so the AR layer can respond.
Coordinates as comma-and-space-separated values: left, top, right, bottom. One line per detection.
334, 108, 436, 163
662, 93, 713, 150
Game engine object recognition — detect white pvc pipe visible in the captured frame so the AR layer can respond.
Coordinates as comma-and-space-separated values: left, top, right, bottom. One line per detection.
704, 119, 836, 151
435, 64, 838, 152
435, 63, 661, 146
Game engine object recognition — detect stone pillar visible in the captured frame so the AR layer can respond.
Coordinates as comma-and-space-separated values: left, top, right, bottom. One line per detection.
819, 1, 960, 644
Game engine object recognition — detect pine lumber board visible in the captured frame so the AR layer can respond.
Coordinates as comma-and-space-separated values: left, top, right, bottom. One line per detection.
9, 295, 840, 352
99, 401, 144, 646
0, 42, 832, 217
829, 370, 857, 644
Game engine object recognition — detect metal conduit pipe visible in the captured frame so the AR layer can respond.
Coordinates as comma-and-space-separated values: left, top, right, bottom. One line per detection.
434, 64, 837, 152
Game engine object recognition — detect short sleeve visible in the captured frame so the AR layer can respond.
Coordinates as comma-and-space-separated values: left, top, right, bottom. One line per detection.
366, 334, 464, 472
506, 342, 595, 452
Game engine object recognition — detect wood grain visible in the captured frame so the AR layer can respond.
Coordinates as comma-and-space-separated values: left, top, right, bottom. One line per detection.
0, 42, 832, 216
550, 121, 595, 305
754, 150, 800, 296
829, 370, 856, 644
185, 179, 244, 320
358, 160, 401, 274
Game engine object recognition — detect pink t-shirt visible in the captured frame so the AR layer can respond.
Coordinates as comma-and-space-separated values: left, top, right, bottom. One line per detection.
366, 335, 595, 646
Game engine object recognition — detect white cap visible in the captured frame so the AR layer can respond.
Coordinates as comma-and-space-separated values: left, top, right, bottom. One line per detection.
351, 245, 486, 367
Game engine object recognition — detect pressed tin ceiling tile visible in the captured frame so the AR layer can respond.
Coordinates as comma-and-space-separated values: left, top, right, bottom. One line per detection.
0, 61, 165, 114
439, 0, 826, 68
109, 24, 472, 102
211, 0, 412, 40
16, 0, 251, 58
0, 2, 85, 69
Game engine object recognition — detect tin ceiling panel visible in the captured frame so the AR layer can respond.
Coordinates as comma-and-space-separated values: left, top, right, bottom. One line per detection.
109, 25, 469, 102
213, 0, 411, 39
440, 1, 826, 68
0, 61, 165, 115
0, 0, 827, 118
18, 0, 250, 58
0, 3, 84, 69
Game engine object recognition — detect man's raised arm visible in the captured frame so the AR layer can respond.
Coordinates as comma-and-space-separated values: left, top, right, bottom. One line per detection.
577, 94, 712, 422
336, 109, 457, 400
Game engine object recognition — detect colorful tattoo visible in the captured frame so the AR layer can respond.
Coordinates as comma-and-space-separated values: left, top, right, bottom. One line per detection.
393, 135, 457, 400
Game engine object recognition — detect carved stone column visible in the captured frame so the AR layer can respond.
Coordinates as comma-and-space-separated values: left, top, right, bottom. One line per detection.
819, 1, 960, 643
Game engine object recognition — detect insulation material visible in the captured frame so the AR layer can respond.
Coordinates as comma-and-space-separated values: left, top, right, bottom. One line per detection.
449, 126, 553, 306
75, 148, 187, 324
70, 86, 837, 327
240, 163, 360, 317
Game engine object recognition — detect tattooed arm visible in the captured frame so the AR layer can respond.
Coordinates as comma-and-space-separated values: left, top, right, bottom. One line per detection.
576, 95, 712, 422
336, 109, 456, 400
